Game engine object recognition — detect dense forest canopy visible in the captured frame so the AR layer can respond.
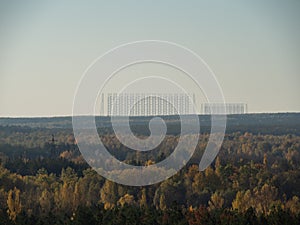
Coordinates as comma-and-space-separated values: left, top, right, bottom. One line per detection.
1, 113, 300, 135
0, 113, 299, 224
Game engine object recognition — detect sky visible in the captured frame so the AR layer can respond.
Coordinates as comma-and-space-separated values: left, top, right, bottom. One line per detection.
0, 0, 299, 117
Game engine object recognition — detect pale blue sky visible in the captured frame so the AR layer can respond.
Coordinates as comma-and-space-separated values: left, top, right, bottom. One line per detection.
0, 1, 299, 116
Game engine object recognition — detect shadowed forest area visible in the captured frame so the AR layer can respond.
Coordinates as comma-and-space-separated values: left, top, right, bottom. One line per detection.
0, 113, 300, 224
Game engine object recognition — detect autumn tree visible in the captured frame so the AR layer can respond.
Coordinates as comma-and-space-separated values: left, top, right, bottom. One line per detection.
285, 196, 300, 214
139, 188, 147, 208
100, 180, 118, 210
232, 190, 252, 212
118, 193, 135, 207
39, 189, 52, 216
253, 183, 279, 215
7, 187, 22, 222
208, 192, 224, 211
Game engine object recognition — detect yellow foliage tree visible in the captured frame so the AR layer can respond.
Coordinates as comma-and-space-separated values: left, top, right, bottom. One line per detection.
7, 187, 22, 222
285, 196, 300, 214
39, 189, 52, 215
100, 180, 118, 210
254, 183, 278, 215
232, 190, 252, 212
139, 188, 147, 208
117, 194, 135, 207
208, 192, 224, 211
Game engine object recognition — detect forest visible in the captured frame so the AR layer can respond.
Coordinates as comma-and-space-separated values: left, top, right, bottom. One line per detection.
0, 113, 300, 224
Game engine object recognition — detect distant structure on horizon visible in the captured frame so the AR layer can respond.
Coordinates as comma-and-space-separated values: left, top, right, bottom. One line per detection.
100, 93, 247, 116
101, 93, 195, 116
201, 103, 248, 115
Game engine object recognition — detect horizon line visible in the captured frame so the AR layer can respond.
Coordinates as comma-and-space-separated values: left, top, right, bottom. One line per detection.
1, 111, 300, 119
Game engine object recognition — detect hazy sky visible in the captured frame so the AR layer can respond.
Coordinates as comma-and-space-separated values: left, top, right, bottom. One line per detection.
0, 1, 299, 117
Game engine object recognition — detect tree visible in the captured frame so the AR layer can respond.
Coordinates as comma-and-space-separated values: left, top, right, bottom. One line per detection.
263, 153, 268, 168
208, 192, 224, 211
7, 187, 22, 222
100, 180, 118, 210
39, 189, 52, 216
215, 157, 222, 177
139, 188, 147, 208
77, 168, 103, 207
232, 190, 252, 212
285, 196, 300, 215
254, 183, 279, 215
73, 183, 80, 211
159, 194, 167, 211
192, 172, 205, 194
204, 166, 221, 191
118, 194, 135, 207
0, 188, 7, 210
